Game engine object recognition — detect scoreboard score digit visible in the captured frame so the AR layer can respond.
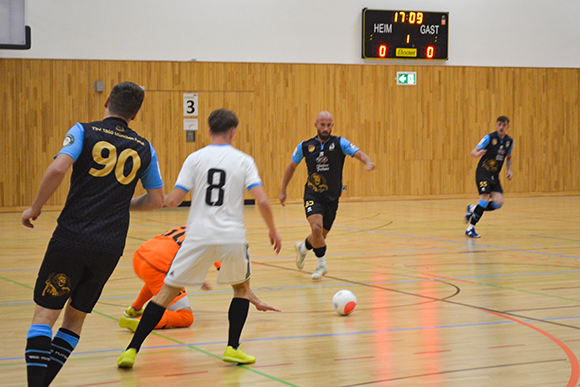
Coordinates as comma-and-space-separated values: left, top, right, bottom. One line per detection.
362, 9, 448, 60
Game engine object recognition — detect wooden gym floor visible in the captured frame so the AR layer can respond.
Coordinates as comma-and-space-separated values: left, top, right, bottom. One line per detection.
1, 196, 580, 387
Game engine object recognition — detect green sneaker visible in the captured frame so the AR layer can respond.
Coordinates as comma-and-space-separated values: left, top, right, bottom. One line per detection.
124, 306, 143, 318
117, 348, 137, 368
222, 346, 255, 364
118, 316, 140, 332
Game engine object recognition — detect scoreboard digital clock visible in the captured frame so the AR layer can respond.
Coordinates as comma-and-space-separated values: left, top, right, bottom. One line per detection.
362, 9, 448, 60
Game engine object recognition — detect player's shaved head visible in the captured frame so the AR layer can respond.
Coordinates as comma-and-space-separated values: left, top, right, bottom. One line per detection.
316, 111, 333, 122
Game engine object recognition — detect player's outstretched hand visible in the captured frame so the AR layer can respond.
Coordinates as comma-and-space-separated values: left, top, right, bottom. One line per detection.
270, 231, 282, 254
201, 281, 212, 291
253, 300, 281, 312
365, 161, 376, 171
22, 208, 40, 228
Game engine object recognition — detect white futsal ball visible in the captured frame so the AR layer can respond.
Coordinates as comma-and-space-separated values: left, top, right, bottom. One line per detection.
332, 290, 357, 315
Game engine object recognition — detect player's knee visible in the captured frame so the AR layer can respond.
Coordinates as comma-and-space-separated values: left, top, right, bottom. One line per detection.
492, 200, 503, 209
311, 224, 324, 238
180, 310, 194, 327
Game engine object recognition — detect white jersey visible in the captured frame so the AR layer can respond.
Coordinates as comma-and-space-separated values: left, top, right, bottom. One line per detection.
175, 144, 262, 245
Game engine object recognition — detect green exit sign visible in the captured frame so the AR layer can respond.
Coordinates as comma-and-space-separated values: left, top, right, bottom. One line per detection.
396, 71, 417, 85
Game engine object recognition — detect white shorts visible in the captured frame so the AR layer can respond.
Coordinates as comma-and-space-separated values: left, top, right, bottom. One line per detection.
164, 239, 251, 288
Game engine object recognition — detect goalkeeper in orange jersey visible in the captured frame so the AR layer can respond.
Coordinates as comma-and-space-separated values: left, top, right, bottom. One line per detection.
119, 225, 220, 331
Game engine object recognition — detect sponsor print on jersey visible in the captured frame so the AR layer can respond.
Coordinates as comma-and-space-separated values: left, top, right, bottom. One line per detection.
307, 173, 329, 193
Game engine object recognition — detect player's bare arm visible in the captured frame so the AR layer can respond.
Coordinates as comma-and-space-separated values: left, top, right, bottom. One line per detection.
130, 187, 165, 211
470, 147, 487, 158
506, 154, 513, 180
164, 187, 188, 208
353, 150, 376, 171
22, 153, 74, 228
250, 184, 282, 254
279, 161, 298, 206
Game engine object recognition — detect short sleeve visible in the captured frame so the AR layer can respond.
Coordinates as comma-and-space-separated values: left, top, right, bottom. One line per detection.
291, 142, 304, 164
244, 156, 262, 190
58, 123, 85, 161
339, 137, 360, 157
476, 134, 490, 149
140, 143, 164, 189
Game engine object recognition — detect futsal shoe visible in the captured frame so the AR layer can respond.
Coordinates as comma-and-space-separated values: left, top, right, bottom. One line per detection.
124, 306, 143, 318
222, 346, 256, 364
117, 348, 137, 368
311, 264, 328, 279
118, 316, 140, 332
295, 241, 307, 270
465, 228, 481, 238
464, 205, 475, 224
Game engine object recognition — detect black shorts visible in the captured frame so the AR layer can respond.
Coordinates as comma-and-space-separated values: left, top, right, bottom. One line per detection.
33, 237, 121, 313
303, 191, 339, 231
475, 172, 503, 195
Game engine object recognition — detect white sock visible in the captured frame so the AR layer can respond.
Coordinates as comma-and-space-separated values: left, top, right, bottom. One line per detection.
466, 224, 474, 231
317, 256, 326, 267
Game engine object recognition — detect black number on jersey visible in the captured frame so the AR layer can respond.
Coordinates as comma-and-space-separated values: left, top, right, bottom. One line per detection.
205, 168, 226, 206
162, 226, 186, 246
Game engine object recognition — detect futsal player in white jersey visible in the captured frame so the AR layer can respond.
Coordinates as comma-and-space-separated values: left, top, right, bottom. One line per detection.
117, 108, 282, 368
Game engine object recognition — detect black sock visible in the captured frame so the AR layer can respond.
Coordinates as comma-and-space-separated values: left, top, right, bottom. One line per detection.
127, 301, 166, 352
25, 325, 52, 387
43, 328, 79, 387
470, 205, 485, 225
227, 298, 250, 349
304, 238, 313, 250
313, 245, 327, 258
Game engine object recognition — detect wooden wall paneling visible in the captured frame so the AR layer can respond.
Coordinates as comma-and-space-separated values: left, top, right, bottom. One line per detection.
2, 59, 580, 210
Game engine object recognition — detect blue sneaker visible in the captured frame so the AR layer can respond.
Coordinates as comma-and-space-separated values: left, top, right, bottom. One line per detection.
465, 228, 481, 238
464, 205, 475, 224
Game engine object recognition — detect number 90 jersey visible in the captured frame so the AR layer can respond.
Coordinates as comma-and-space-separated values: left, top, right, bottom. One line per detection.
53, 117, 163, 256
174, 144, 262, 245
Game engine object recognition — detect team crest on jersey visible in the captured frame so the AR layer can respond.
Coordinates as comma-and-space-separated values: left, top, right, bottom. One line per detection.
329, 143, 335, 151
308, 145, 315, 153
116, 125, 125, 132
42, 273, 71, 297
63, 134, 74, 147
492, 139, 498, 146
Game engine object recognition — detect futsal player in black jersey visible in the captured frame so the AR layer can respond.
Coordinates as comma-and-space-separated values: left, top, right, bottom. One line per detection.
279, 111, 375, 279
21, 82, 165, 387
465, 116, 514, 238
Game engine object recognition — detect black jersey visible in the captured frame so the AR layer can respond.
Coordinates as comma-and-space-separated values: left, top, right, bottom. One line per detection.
298, 135, 359, 202
476, 131, 514, 175
53, 117, 153, 256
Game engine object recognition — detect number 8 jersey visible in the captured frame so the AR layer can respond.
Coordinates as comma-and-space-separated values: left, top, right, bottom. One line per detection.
174, 144, 262, 245
53, 117, 163, 256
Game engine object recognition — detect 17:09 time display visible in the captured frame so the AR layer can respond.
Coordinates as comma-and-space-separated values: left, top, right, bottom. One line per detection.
393, 11, 424, 24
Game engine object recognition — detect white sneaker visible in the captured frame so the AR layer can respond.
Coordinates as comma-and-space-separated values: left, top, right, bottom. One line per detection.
311, 265, 328, 279
295, 241, 306, 270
